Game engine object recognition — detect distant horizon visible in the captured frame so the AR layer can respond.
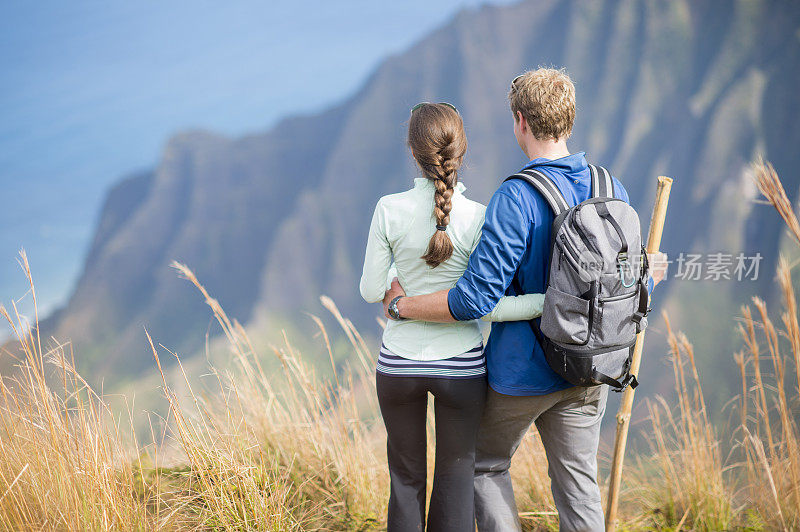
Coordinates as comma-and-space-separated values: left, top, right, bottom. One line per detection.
0, 0, 519, 323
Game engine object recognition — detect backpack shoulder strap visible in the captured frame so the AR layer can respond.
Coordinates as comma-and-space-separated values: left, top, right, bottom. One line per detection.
588, 163, 615, 199
504, 168, 570, 215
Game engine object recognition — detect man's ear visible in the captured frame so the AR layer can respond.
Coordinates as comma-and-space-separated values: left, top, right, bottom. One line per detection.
516, 111, 528, 133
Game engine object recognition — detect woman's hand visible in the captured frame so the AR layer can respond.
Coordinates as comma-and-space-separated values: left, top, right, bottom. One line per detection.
383, 278, 406, 319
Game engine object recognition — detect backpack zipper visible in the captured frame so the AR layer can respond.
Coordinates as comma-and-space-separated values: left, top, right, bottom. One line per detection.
570, 210, 597, 256
599, 290, 638, 303
558, 234, 583, 271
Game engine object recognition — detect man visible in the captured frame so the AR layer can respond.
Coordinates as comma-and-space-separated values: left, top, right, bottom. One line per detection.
383, 68, 666, 531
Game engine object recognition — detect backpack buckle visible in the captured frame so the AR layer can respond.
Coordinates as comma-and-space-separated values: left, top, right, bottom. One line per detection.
614, 373, 639, 393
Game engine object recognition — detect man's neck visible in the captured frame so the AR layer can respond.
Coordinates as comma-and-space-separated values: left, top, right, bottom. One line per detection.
522, 137, 570, 162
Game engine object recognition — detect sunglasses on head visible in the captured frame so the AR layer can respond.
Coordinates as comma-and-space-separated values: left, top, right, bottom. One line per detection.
410, 102, 459, 115
510, 74, 525, 92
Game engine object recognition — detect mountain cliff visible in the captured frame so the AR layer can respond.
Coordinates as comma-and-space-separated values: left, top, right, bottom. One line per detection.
42, 0, 800, 404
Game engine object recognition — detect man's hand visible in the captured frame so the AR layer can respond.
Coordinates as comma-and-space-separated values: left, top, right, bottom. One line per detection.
647, 252, 668, 286
383, 277, 406, 319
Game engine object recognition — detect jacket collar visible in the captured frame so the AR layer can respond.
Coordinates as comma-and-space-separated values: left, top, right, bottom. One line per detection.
522, 151, 588, 175
414, 177, 467, 194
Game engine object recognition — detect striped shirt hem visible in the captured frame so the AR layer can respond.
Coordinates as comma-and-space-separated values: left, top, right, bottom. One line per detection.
376, 343, 486, 379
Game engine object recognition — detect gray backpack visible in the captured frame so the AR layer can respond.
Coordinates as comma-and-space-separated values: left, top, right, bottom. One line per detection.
506, 164, 649, 392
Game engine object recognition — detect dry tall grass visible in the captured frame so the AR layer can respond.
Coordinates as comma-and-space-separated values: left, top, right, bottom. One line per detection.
0, 252, 159, 530
0, 254, 393, 530
621, 160, 800, 531
0, 159, 798, 530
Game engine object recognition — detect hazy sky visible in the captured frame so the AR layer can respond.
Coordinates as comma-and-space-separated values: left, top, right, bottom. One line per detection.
0, 0, 518, 316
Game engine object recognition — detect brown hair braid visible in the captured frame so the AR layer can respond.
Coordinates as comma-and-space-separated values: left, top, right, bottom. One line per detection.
408, 103, 467, 267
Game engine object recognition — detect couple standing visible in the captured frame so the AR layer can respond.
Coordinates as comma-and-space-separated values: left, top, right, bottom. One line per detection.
359, 68, 664, 532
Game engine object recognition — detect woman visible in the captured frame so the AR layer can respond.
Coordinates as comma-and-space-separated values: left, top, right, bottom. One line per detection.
359, 103, 545, 531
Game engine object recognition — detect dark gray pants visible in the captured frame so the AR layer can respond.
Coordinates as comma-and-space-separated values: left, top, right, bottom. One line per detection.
376, 373, 487, 532
474, 384, 609, 532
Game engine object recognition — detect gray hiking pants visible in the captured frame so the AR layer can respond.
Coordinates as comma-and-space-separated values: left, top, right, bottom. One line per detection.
474, 383, 609, 532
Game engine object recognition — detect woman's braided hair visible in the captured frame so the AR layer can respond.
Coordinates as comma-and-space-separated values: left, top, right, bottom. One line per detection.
408, 103, 467, 268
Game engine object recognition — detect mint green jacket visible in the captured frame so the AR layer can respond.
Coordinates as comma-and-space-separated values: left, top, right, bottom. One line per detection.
359, 178, 544, 361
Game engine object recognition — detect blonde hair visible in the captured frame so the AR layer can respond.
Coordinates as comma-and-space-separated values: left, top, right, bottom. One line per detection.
508, 68, 576, 140
407, 103, 467, 268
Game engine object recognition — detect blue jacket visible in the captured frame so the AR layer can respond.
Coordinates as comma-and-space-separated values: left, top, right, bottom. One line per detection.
447, 152, 638, 396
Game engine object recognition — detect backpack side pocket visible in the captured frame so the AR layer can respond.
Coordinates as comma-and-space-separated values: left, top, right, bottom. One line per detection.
541, 285, 591, 345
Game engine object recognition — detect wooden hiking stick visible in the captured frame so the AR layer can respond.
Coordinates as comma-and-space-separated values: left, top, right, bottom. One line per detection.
605, 175, 673, 531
